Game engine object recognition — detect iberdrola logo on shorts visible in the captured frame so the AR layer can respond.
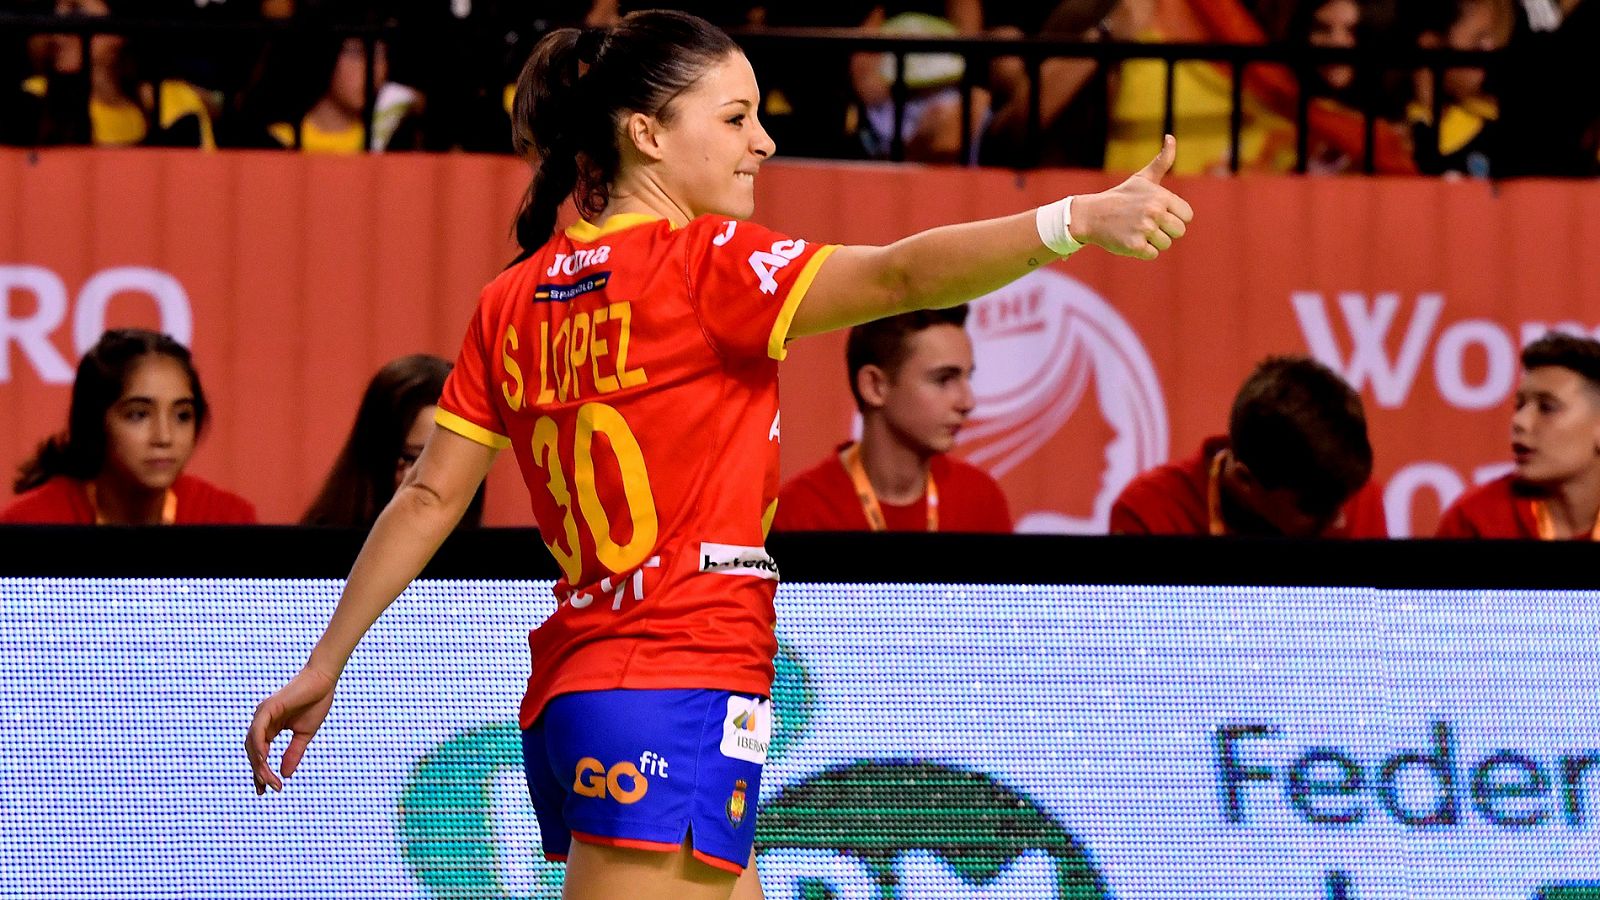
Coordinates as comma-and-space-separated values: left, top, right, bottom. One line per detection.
754, 760, 1108, 899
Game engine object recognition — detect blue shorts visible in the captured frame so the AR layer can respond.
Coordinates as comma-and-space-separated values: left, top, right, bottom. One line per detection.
521, 688, 770, 874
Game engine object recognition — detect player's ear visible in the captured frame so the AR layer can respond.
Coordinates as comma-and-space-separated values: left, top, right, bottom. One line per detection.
625, 111, 665, 162
857, 364, 891, 410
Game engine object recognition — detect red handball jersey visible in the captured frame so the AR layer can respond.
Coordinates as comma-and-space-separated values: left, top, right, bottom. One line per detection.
436, 213, 838, 726
772, 443, 1013, 532
1433, 473, 1600, 539
0, 474, 257, 524
1108, 435, 1388, 537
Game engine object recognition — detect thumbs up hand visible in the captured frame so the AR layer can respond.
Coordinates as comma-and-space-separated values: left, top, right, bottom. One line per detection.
1071, 135, 1196, 260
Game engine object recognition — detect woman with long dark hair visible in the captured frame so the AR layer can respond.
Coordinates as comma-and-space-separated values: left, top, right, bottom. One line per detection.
247, 11, 1192, 897
2, 328, 254, 525
301, 354, 485, 528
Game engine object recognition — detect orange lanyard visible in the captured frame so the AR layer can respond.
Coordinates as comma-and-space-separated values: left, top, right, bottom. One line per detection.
1529, 499, 1600, 541
87, 483, 177, 525
1206, 451, 1228, 536
840, 443, 938, 532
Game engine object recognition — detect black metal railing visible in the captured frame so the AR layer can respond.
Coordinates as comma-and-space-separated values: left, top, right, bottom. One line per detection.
0, 12, 1507, 173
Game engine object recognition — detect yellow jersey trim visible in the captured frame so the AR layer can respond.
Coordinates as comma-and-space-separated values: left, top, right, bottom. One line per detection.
565, 213, 668, 242
434, 408, 511, 449
767, 243, 840, 361
762, 498, 779, 538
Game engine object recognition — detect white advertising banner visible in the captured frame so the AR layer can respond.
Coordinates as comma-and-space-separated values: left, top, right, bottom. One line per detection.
0, 579, 1595, 899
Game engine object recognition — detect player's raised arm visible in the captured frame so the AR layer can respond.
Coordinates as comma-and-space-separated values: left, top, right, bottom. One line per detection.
246, 427, 496, 794
788, 135, 1194, 340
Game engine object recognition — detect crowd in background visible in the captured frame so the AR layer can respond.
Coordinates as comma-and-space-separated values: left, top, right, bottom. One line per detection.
0, 0, 1595, 176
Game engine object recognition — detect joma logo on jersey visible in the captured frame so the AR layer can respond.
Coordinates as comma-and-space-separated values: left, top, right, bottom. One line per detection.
546, 246, 611, 277
573, 756, 658, 804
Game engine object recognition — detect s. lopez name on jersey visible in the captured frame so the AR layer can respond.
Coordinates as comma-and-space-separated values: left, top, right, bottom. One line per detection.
497, 301, 648, 411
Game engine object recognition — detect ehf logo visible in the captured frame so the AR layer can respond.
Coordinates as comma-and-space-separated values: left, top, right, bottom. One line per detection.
961, 268, 1168, 533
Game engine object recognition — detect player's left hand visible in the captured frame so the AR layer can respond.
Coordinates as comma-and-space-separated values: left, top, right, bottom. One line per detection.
1072, 134, 1195, 260
246, 666, 336, 795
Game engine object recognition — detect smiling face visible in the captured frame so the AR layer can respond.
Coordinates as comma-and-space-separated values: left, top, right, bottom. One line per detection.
1510, 366, 1600, 486
642, 51, 775, 221
102, 355, 198, 493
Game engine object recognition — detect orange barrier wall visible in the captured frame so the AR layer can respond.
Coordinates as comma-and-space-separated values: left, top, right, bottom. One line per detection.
4, 148, 1598, 536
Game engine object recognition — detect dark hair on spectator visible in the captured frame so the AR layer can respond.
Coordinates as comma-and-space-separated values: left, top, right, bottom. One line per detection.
509, 10, 740, 254
302, 354, 484, 529
845, 306, 970, 412
14, 328, 208, 494
1521, 332, 1600, 390
1228, 355, 1372, 518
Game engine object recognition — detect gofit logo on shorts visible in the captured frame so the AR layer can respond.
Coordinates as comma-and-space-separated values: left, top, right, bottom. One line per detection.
962, 268, 1168, 534
572, 757, 649, 804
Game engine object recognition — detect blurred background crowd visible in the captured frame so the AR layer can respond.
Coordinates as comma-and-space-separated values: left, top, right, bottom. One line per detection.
0, 0, 1595, 177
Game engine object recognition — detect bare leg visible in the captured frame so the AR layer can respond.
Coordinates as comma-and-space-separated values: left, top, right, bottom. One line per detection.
562, 836, 759, 900
729, 849, 765, 900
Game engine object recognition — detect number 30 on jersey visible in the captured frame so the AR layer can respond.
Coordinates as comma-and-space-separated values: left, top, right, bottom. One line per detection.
529, 402, 658, 585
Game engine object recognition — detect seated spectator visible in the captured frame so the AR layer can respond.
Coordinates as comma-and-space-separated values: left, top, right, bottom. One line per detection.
850, 1, 985, 162
1436, 333, 1600, 539
1102, 0, 1415, 175
1109, 356, 1386, 537
979, 0, 1132, 169
1, 329, 255, 525
260, 32, 421, 153
302, 354, 484, 528
21, 0, 216, 148
1405, 0, 1514, 176
774, 306, 1011, 533
1286, 0, 1413, 173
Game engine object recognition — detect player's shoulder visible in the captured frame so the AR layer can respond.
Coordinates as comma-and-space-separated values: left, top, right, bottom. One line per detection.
174, 475, 258, 523
0, 477, 89, 524
932, 453, 1002, 490
1450, 472, 1519, 511
1120, 454, 1204, 500
781, 450, 850, 499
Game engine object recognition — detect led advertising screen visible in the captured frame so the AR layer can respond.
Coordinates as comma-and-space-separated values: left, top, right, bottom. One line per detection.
0, 575, 1596, 899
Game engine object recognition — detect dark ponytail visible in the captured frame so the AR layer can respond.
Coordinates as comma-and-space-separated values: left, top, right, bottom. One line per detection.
509, 11, 740, 254
13, 329, 208, 494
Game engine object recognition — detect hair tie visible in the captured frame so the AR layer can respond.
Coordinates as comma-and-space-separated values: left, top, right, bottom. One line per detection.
575, 26, 610, 65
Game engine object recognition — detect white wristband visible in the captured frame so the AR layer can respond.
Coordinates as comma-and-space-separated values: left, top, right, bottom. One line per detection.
1035, 196, 1084, 257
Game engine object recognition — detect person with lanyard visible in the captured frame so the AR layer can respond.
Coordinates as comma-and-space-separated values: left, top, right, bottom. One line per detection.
773, 306, 1011, 533
1, 329, 256, 526
1437, 332, 1600, 539
1109, 355, 1387, 537
245, 11, 1192, 899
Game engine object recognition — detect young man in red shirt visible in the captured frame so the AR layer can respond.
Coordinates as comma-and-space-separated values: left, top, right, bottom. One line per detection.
1437, 332, 1600, 539
774, 306, 1011, 533
1110, 355, 1387, 537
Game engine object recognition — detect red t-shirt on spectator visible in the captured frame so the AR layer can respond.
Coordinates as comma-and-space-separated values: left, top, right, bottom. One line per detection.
1108, 435, 1387, 537
1434, 473, 1597, 539
0, 474, 257, 524
773, 443, 1012, 532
